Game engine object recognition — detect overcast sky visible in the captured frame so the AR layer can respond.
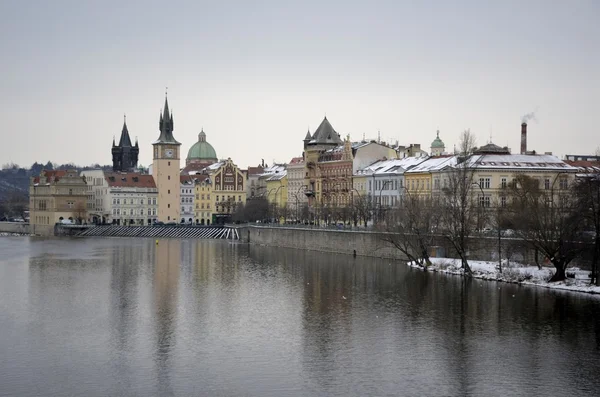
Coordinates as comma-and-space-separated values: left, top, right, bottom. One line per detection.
1, 0, 598, 169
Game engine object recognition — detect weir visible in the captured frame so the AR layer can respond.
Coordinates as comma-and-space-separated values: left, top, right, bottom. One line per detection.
77, 225, 240, 240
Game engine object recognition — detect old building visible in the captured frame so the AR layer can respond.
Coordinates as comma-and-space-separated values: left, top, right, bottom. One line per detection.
112, 116, 139, 172
81, 169, 158, 226
29, 169, 87, 236
152, 95, 181, 223
286, 156, 306, 218
180, 175, 195, 224
192, 158, 247, 224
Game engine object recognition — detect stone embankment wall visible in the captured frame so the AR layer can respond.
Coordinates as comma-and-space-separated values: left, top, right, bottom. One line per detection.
243, 226, 591, 268
0, 222, 30, 235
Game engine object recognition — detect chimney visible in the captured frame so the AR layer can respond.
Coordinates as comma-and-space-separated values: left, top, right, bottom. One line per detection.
520, 122, 527, 155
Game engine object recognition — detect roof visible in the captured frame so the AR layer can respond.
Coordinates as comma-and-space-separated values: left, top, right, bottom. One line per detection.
474, 142, 511, 154
266, 170, 287, 181
430, 131, 445, 149
564, 160, 600, 173
152, 96, 181, 145
246, 166, 265, 176
187, 129, 217, 161
118, 119, 133, 147
289, 156, 304, 165
104, 172, 156, 188
308, 117, 343, 145
466, 154, 577, 171
33, 170, 68, 184
405, 156, 456, 173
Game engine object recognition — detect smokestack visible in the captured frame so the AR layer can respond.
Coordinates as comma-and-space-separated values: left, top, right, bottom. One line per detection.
520, 122, 527, 155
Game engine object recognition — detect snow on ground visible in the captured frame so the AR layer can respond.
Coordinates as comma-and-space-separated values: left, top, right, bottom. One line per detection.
408, 257, 600, 295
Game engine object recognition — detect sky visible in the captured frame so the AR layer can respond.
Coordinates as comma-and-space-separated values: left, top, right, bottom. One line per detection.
1, 0, 598, 169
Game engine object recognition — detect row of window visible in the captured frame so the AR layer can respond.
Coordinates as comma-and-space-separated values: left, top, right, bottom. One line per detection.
113, 198, 157, 205
112, 208, 157, 216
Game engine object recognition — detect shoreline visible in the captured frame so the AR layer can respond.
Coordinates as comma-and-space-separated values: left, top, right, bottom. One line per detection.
408, 258, 600, 295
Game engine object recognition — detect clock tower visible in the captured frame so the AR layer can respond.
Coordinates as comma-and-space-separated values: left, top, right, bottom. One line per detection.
152, 94, 181, 223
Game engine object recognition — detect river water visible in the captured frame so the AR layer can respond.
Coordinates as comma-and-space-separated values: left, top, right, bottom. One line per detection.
1, 237, 600, 396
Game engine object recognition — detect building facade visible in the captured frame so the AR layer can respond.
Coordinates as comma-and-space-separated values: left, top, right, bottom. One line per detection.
81, 169, 158, 226
180, 175, 195, 224
152, 96, 181, 223
29, 169, 87, 236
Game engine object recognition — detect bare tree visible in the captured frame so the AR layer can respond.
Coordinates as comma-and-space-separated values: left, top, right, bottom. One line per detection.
381, 193, 440, 267
506, 174, 583, 282
574, 174, 600, 285
439, 130, 479, 274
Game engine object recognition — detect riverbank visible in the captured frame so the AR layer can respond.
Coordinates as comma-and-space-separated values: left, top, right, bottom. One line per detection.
409, 258, 600, 294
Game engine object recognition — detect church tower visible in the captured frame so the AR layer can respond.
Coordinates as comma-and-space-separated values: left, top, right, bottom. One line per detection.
152, 94, 181, 223
112, 115, 139, 172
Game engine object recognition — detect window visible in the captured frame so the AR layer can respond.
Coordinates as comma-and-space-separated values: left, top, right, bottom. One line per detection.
501, 196, 507, 207
168, 204, 170, 208
544, 178, 550, 190
141, 209, 144, 215
130, 209, 134, 215
168, 176, 171, 180
141, 199, 144, 205
168, 190, 170, 194
152, 198, 156, 205
168, 161, 171, 166
501, 178, 507, 189
559, 178, 568, 190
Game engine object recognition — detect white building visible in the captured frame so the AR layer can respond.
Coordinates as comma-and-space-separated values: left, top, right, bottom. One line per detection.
81, 170, 158, 225
180, 175, 195, 224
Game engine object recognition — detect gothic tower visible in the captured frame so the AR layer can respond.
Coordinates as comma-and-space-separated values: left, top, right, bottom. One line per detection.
112, 116, 139, 172
152, 95, 181, 223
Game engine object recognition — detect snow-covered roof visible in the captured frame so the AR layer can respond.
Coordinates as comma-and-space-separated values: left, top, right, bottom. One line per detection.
266, 170, 287, 181
405, 156, 456, 173
464, 154, 577, 171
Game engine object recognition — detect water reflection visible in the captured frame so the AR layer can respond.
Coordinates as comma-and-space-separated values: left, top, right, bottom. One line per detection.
0, 237, 599, 396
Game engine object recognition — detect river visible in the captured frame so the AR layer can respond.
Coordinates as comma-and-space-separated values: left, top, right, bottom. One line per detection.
1, 237, 600, 396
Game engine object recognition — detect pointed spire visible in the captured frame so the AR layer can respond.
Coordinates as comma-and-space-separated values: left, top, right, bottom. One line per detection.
112, 135, 116, 147
118, 114, 132, 147
304, 127, 311, 140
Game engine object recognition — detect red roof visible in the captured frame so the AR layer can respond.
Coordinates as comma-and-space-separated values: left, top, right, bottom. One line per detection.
33, 169, 69, 184
565, 160, 600, 173
105, 172, 156, 188
246, 166, 264, 176
289, 156, 304, 165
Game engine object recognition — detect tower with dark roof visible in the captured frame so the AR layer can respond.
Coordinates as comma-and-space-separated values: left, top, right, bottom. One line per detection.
152, 94, 181, 223
112, 116, 139, 172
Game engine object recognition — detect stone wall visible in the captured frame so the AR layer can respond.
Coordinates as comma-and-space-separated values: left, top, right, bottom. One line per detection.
243, 226, 591, 268
0, 222, 30, 235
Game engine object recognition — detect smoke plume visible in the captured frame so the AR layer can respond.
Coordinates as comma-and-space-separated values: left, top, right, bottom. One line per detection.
521, 111, 537, 124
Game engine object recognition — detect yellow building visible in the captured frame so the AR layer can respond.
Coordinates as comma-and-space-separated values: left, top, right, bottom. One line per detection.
266, 173, 287, 222
191, 158, 246, 225
194, 175, 213, 225
405, 156, 455, 198
29, 169, 88, 236
152, 96, 181, 223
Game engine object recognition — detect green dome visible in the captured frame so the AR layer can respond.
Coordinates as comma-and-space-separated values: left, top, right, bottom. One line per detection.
431, 130, 445, 149
187, 130, 217, 161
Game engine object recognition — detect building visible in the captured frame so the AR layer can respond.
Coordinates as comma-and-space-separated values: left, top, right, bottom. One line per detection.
152, 95, 181, 223
265, 171, 287, 221
194, 173, 213, 225
405, 156, 456, 198
192, 158, 247, 224
430, 130, 446, 156
112, 116, 139, 172
182, 129, 218, 174
397, 143, 428, 158
286, 156, 306, 218
361, 156, 430, 207
245, 162, 266, 199
565, 154, 600, 162
81, 169, 158, 226
180, 175, 195, 224
29, 169, 87, 236
302, 117, 397, 223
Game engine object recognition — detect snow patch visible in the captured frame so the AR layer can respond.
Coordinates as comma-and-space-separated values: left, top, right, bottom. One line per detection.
407, 258, 600, 295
